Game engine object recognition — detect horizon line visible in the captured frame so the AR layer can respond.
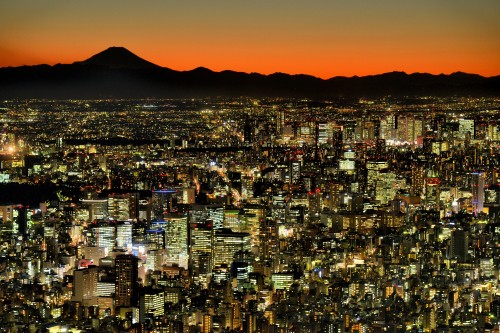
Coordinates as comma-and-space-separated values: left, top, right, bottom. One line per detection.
1, 46, 499, 80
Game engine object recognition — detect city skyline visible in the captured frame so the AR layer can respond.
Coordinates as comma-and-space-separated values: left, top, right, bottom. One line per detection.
2, 1, 500, 331
1, 1, 500, 78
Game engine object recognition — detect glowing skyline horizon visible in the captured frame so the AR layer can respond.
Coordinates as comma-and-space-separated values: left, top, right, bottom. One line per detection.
1, 1, 499, 79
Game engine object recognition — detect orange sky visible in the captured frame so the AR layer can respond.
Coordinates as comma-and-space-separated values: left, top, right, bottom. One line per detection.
1, 1, 499, 78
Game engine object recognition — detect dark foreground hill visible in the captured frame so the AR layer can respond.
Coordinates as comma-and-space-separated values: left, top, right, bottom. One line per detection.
0, 47, 498, 99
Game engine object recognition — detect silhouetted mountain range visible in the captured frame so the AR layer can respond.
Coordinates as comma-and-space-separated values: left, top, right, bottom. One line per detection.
0, 47, 499, 99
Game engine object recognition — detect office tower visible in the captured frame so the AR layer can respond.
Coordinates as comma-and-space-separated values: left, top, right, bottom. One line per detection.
213, 230, 251, 267
223, 209, 242, 232
317, 122, 333, 145
375, 172, 406, 205
411, 164, 425, 196
363, 121, 376, 141
290, 161, 301, 185
339, 150, 356, 175
271, 273, 294, 291
244, 118, 253, 144
424, 169, 440, 209
0, 205, 15, 223
157, 215, 188, 268
380, 115, 396, 140
72, 266, 99, 303
308, 189, 322, 223
15, 206, 28, 236
107, 192, 139, 221
115, 254, 139, 307
241, 176, 254, 200
139, 287, 164, 323
233, 251, 253, 288
138, 198, 151, 222
458, 119, 475, 139
342, 121, 356, 142
190, 204, 225, 229
95, 224, 115, 254
180, 187, 196, 205
145, 229, 165, 250
485, 183, 500, 204
82, 199, 108, 221
471, 172, 485, 215
116, 222, 132, 250
487, 123, 500, 141
190, 221, 214, 276
151, 189, 176, 221
202, 313, 213, 333
450, 230, 469, 262
366, 160, 389, 193
242, 205, 265, 254
491, 300, 500, 319
276, 109, 285, 136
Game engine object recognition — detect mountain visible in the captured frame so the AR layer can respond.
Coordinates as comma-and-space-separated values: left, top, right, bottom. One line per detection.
0, 47, 498, 99
73, 46, 160, 69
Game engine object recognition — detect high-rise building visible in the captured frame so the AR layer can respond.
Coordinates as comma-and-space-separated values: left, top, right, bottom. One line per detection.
116, 222, 132, 250
115, 254, 139, 307
366, 160, 389, 194
190, 204, 225, 229
223, 209, 242, 232
317, 122, 333, 145
450, 230, 469, 262
82, 199, 108, 221
15, 206, 28, 236
471, 172, 485, 215
424, 169, 440, 209
107, 193, 139, 221
202, 313, 213, 333
95, 224, 116, 254
375, 172, 406, 205
308, 189, 322, 223
72, 266, 99, 303
190, 222, 214, 275
213, 229, 251, 267
151, 189, 176, 221
145, 229, 165, 250
276, 109, 285, 136
139, 287, 164, 323
157, 215, 189, 268
241, 176, 254, 200
458, 119, 474, 139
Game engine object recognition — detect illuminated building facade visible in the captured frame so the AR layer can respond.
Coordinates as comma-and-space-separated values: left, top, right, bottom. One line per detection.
139, 287, 164, 323
213, 229, 251, 267
471, 172, 485, 215
115, 254, 139, 307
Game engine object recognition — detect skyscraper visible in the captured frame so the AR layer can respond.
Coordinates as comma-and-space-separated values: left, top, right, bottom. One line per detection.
153, 215, 189, 268
72, 266, 99, 304
450, 230, 469, 262
151, 189, 176, 221
107, 192, 139, 221
213, 229, 251, 267
115, 254, 139, 307
472, 172, 485, 215
190, 222, 214, 275
116, 222, 132, 250
15, 206, 28, 236
139, 287, 164, 323
458, 119, 475, 139
95, 224, 115, 254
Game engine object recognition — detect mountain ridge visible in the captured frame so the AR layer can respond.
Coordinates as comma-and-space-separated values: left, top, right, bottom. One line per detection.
73, 46, 160, 69
0, 47, 498, 99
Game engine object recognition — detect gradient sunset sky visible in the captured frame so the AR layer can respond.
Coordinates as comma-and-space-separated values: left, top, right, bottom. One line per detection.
1, 0, 499, 78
